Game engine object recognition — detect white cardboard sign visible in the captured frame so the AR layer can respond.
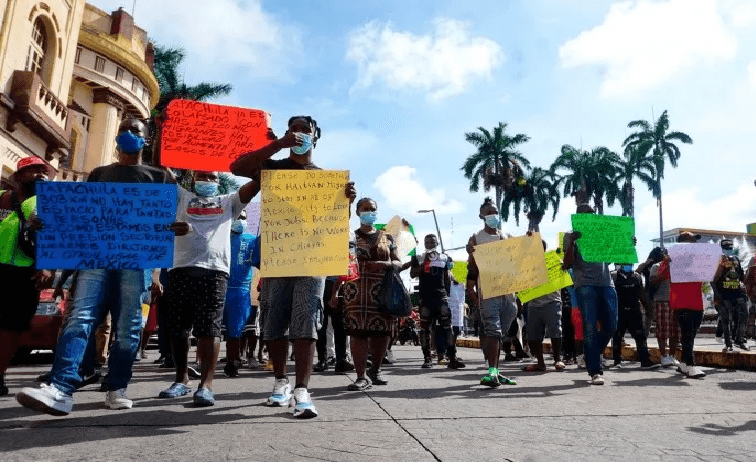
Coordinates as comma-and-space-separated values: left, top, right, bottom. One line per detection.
667, 243, 722, 283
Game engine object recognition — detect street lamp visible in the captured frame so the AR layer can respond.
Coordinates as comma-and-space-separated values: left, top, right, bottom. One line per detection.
417, 209, 445, 253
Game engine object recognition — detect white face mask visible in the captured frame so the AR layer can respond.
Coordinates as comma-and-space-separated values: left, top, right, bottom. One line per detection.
291, 133, 313, 155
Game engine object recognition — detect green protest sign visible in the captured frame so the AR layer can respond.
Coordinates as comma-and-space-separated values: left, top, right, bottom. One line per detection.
452, 261, 468, 283
517, 250, 572, 304
570, 214, 638, 263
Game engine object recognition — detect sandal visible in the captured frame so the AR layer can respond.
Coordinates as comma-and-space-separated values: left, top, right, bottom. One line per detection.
554, 361, 566, 372
522, 363, 547, 372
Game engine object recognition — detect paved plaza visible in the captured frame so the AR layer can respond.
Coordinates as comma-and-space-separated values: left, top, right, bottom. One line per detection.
1, 344, 756, 461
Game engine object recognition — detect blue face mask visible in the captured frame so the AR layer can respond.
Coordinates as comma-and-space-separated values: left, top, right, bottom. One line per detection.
194, 181, 219, 197
116, 131, 146, 154
621, 265, 633, 273
291, 133, 313, 155
484, 214, 500, 229
231, 220, 246, 234
359, 211, 377, 226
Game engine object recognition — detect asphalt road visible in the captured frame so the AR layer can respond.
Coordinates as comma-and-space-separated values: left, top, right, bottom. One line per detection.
2, 345, 756, 461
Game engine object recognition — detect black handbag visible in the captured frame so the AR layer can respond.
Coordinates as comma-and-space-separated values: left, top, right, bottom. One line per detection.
378, 267, 413, 317
11, 192, 36, 258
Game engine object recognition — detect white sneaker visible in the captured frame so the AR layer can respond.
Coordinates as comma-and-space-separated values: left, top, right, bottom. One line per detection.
266, 378, 292, 407
247, 358, 261, 369
385, 350, 396, 364
16, 383, 73, 416
105, 388, 133, 410
660, 356, 674, 367
688, 365, 706, 379
290, 387, 318, 418
576, 355, 586, 369
677, 362, 689, 376
589, 374, 604, 385
670, 357, 680, 367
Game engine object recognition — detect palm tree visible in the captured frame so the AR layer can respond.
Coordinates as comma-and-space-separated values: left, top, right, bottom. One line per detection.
145, 44, 233, 165
501, 167, 561, 232
551, 145, 620, 215
615, 145, 658, 217
586, 147, 621, 215
461, 123, 530, 208
623, 110, 693, 246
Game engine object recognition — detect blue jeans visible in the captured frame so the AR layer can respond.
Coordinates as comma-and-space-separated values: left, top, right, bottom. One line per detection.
575, 285, 618, 376
50, 269, 144, 395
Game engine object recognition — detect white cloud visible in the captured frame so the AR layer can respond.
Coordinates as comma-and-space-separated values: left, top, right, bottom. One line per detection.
559, 0, 738, 98
91, 0, 300, 82
373, 166, 463, 214
346, 18, 504, 101
636, 181, 756, 237
748, 61, 756, 88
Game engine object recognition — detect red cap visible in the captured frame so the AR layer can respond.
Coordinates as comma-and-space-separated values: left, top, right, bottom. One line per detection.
15, 156, 54, 176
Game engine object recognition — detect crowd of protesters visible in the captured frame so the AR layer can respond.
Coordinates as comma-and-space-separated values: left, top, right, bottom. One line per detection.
1, 114, 754, 420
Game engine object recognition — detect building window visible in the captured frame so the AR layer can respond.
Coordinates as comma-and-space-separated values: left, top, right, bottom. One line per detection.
131, 77, 138, 92
94, 56, 105, 73
75, 47, 82, 64
25, 18, 47, 77
116, 67, 124, 82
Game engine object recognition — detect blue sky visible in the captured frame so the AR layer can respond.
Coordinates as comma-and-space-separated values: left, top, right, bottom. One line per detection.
93, 0, 756, 262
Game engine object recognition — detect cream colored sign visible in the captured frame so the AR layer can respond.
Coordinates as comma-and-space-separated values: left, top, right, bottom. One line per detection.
260, 170, 350, 277
475, 233, 549, 300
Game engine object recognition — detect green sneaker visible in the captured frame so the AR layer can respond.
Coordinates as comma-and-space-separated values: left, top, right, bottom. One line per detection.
497, 374, 517, 385
480, 367, 501, 388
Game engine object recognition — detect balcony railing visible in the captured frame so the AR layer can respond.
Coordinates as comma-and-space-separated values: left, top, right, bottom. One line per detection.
8, 70, 71, 155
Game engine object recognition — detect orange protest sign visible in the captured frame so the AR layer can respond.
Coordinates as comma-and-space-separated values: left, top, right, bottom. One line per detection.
160, 99, 271, 172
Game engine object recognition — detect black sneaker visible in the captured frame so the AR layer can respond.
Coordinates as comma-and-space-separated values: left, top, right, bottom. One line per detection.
326, 356, 336, 367
447, 358, 466, 369
503, 354, 520, 362
334, 360, 355, 374
421, 357, 433, 369
159, 357, 175, 369
187, 363, 201, 379
367, 370, 388, 385
313, 359, 328, 373
223, 361, 240, 378
736, 342, 750, 351
99, 372, 110, 392
77, 370, 102, 389
640, 361, 660, 370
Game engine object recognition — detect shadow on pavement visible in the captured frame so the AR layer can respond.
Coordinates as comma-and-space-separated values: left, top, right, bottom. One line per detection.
686, 420, 756, 436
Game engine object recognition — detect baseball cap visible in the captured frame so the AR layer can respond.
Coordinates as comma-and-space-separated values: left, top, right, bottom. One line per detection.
15, 156, 55, 177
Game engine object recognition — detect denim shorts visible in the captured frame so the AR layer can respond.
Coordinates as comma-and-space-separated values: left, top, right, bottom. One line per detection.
478, 294, 517, 339
262, 277, 325, 341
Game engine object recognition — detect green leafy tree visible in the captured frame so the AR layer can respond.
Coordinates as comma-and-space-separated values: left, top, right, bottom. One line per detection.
501, 167, 561, 232
623, 110, 693, 245
461, 123, 530, 208
551, 145, 620, 215
615, 145, 658, 217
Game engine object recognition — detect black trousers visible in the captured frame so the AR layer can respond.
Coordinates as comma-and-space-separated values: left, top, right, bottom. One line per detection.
612, 306, 650, 363
419, 298, 456, 359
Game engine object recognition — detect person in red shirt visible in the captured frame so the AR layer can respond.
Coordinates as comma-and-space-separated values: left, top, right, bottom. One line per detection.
658, 232, 706, 379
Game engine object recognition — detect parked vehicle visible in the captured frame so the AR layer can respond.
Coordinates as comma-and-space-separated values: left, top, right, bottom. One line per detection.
15, 289, 66, 360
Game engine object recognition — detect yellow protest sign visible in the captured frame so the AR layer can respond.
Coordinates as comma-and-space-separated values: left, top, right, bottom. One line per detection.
260, 170, 350, 277
475, 233, 549, 299
517, 250, 573, 304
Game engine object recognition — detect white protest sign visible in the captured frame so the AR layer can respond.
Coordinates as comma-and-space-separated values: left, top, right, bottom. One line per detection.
667, 243, 722, 283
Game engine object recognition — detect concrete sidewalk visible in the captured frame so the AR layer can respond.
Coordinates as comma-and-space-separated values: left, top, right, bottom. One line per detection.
457, 335, 756, 370
2, 345, 756, 461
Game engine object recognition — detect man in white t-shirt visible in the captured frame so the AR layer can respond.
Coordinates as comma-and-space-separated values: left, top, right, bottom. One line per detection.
158, 171, 257, 406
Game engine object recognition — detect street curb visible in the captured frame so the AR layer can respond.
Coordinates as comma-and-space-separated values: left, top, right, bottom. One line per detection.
456, 338, 756, 371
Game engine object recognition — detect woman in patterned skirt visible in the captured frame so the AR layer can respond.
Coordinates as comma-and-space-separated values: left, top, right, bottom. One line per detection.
343, 198, 403, 390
